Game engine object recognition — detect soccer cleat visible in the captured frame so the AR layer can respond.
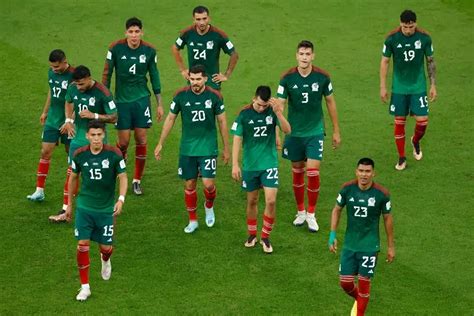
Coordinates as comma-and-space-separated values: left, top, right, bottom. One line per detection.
204, 204, 215, 227
132, 181, 143, 196
101, 255, 112, 281
260, 238, 273, 254
293, 210, 306, 226
48, 210, 67, 223
351, 300, 357, 316
395, 157, 407, 171
411, 137, 423, 161
27, 190, 45, 202
306, 213, 319, 232
76, 285, 91, 301
184, 221, 199, 234
244, 235, 257, 248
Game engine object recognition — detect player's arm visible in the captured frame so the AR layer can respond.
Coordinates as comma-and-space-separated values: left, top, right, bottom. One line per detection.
79, 110, 117, 124
102, 47, 115, 88
148, 51, 164, 122
65, 170, 79, 222
426, 56, 437, 102
113, 172, 128, 216
231, 135, 242, 181
212, 51, 240, 83
270, 97, 291, 134
379, 56, 391, 103
324, 94, 341, 149
40, 89, 51, 125
328, 204, 343, 253
383, 213, 395, 263
61, 101, 75, 137
217, 112, 230, 164
171, 44, 189, 80
154, 112, 177, 160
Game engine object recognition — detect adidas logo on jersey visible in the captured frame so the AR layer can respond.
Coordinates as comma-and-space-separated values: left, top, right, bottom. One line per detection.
185, 102, 191, 106
292, 84, 298, 89
121, 55, 127, 59
349, 197, 354, 202
83, 162, 89, 167
397, 43, 402, 48
147, 119, 152, 123
249, 120, 254, 124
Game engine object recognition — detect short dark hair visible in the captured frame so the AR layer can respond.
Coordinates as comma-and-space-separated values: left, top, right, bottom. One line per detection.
87, 119, 105, 131
357, 157, 375, 168
255, 86, 271, 102
193, 5, 209, 15
297, 40, 314, 52
72, 65, 91, 80
400, 10, 416, 23
49, 49, 66, 62
126, 17, 142, 29
189, 64, 207, 77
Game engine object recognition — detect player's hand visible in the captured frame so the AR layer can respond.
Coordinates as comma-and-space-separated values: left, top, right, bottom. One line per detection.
332, 132, 341, 149
429, 85, 437, 102
386, 246, 395, 263
180, 69, 190, 81
79, 109, 94, 119
40, 112, 47, 125
113, 200, 123, 216
154, 144, 163, 160
380, 87, 389, 103
156, 105, 164, 123
60, 122, 76, 138
269, 97, 283, 114
232, 165, 241, 181
329, 239, 338, 253
65, 205, 73, 222
222, 147, 230, 165
212, 73, 228, 84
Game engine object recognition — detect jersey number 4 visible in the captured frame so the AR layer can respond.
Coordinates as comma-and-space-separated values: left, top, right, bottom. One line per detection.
129, 64, 136, 75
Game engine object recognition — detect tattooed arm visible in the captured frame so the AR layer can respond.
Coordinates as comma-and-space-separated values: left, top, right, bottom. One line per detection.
427, 56, 437, 102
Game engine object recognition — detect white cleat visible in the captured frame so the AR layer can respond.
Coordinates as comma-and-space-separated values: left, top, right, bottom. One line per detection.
293, 210, 307, 226
101, 256, 112, 281
27, 189, 45, 202
76, 285, 91, 301
411, 137, 423, 161
395, 157, 407, 171
204, 204, 215, 227
306, 213, 319, 232
184, 221, 199, 234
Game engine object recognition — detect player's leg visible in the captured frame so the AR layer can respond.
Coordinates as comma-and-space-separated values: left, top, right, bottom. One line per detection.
184, 179, 198, 233
305, 135, 323, 232
410, 93, 429, 161
355, 252, 378, 315
260, 186, 277, 254
93, 211, 115, 281
245, 188, 259, 248
390, 93, 409, 170
132, 128, 147, 195
74, 209, 93, 301
199, 156, 218, 227
339, 249, 359, 313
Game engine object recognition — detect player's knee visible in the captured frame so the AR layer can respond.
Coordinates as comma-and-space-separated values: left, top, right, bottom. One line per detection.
40, 147, 53, 159
77, 242, 90, 252
247, 195, 258, 207
339, 276, 356, 293
185, 180, 197, 191
265, 197, 276, 210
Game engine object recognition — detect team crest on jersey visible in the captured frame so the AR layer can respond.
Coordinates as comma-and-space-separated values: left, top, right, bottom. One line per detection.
139, 54, 146, 63
206, 41, 214, 49
265, 115, 273, 125
368, 197, 376, 207
102, 159, 110, 169
205, 99, 212, 108
89, 97, 96, 106
61, 80, 68, 89
415, 40, 422, 49
312, 82, 319, 92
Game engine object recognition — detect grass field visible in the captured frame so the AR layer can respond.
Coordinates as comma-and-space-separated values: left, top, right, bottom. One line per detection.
1, 0, 473, 314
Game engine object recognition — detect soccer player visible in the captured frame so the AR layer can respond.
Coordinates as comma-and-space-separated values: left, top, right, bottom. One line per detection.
277, 40, 341, 232
50, 65, 118, 222
102, 17, 163, 195
380, 10, 437, 170
154, 65, 230, 233
65, 120, 127, 301
27, 49, 74, 204
231, 86, 291, 254
328, 158, 395, 316
172, 5, 239, 90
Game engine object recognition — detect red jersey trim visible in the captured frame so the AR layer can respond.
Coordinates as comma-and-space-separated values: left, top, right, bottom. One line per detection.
180, 25, 195, 36
385, 27, 401, 39
103, 144, 123, 157
341, 179, 357, 189
173, 86, 192, 97
209, 25, 228, 38
312, 66, 330, 78
205, 86, 223, 100
238, 104, 252, 114
280, 67, 298, 80
140, 40, 156, 50
108, 38, 127, 49
372, 183, 390, 196
65, 65, 75, 74
415, 27, 431, 36
73, 145, 90, 158
94, 82, 111, 97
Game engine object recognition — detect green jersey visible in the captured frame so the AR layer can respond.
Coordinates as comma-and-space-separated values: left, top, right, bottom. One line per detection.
231, 105, 280, 171
170, 86, 225, 156
72, 145, 126, 213
277, 66, 333, 137
65, 81, 117, 146
45, 66, 75, 129
102, 39, 161, 103
336, 180, 392, 252
175, 25, 235, 89
383, 27, 433, 94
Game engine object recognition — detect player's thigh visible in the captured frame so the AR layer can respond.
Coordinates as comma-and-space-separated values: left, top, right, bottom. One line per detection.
339, 249, 359, 276
74, 208, 95, 241
282, 136, 306, 162
305, 134, 324, 161
389, 93, 410, 116
197, 155, 217, 179
260, 168, 279, 190
242, 170, 263, 192
356, 251, 378, 278
409, 92, 429, 116
90, 212, 115, 246
116, 102, 133, 130
178, 155, 199, 180
41, 126, 61, 144
40, 142, 57, 158
131, 97, 152, 129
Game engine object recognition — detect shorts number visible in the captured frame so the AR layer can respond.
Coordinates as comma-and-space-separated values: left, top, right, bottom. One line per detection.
403, 50, 415, 62
266, 168, 278, 179
144, 106, 151, 117
354, 206, 367, 217
78, 103, 88, 112
253, 126, 267, 137
319, 140, 324, 152
204, 158, 216, 170
52, 87, 62, 98
302, 92, 309, 103
193, 49, 207, 60
192, 110, 206, 122
129, 64, 136, 74
361, 256, 376, 268
103, 225, 114, 237
419, 96, 428, 108
89, 168, 102, 180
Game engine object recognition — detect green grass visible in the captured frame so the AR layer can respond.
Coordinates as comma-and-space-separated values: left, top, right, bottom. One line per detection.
0, 0, 473, 314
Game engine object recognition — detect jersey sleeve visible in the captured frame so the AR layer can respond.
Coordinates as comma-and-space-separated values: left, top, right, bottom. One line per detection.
381, 194, 392, 214
71, 156, 80, 174
169, 95, 181, 115
277, 77, 288, 99
115, 153, 127, 174
65, 85, 74, 103
214, 94, 225, 115
424, 35, 434, 57
230, 112, 243, 137
220, 34, 235, 55
323, 77, 333, 96
175, 32, 187, 49
102, 92, 117, 115
336, 187, 347, 207
148, 48, 162, 95
102, 45, 115, 88
382, 36, 393, 57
